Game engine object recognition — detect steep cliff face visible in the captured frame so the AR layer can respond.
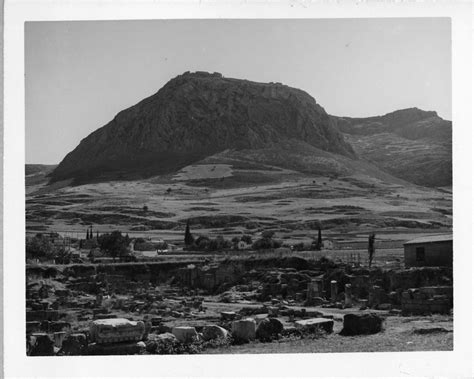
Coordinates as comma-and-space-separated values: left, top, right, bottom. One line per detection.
330, 108, 452, 187
51, 72, 354, 183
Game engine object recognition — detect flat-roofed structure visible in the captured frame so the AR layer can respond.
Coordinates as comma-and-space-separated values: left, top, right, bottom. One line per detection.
403, 234, 453, 268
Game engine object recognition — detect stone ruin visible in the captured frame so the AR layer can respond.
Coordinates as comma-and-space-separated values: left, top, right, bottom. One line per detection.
25, 257, 453, 355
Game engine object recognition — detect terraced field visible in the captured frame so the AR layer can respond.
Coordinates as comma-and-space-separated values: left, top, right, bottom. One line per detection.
26, 159, 452, 249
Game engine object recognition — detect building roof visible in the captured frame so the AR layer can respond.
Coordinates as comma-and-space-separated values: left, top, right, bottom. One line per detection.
404, 234, 453, 245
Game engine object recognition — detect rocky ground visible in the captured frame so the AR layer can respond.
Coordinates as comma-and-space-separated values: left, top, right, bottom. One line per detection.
26, 257, 453, 355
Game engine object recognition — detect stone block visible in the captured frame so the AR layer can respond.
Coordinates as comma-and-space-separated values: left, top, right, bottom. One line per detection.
172, 326, 198, 343
256, 318, 284, 342
231, 318, 256, 343
89, 318, 145, 344
340, 313, 384, 336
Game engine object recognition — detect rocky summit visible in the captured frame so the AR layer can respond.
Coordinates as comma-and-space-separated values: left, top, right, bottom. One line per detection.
51, 71, 354, 184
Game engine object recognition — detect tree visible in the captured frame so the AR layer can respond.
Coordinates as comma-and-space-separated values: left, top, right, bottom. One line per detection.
195, 236, 210, 250
26, 234, 56, 261
208, 236, 231, 251
98, 231, 131, 262
184, 220, 194, 246
368, 233, 376, 268
86, 229, 90, 240
241, 235, 253, 245
262, 230, 275, 239
316, 227, 322, 251
252, 237, 281, 250
143, 205, 149, 212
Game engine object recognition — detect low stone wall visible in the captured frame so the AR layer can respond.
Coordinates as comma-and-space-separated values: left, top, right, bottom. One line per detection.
401, 286, 452, 315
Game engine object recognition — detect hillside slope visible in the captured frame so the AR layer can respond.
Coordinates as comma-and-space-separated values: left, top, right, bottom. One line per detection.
330, 108, 452, 187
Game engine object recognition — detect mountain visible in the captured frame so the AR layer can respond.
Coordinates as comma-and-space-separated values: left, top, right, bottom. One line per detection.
50, 72, 451, 188
330, 108, 452, 187
50, 72, 354, 184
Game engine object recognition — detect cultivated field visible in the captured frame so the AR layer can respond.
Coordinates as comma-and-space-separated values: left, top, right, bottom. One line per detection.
26, 161, 452, 249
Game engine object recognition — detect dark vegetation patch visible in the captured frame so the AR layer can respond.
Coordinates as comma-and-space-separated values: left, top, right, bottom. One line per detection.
26, 199, 72, 206
340, 177, 379, 189
431, 208, 452, 216
92, 206, 175, 218
187, 207, 220, 212
183, 215, 250, 228
27, 210, 180, 230
228, 161, 279, 171
235, 187, 369, 203
185, 172, 277, 189
305, 205, 366, 214
279, 217, 449, 231
56, 194, 94, 199
379, 211, 437, 218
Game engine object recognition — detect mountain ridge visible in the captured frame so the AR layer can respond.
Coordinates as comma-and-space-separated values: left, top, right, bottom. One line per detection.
330, 108, 452, 187
49, 71, 451, 187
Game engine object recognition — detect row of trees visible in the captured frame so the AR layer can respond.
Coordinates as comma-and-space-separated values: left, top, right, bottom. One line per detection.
184, 222, 284, 251
85, 226, 99, 240
184, 221, 376, 265
26, 233, 59, 260
96, 231, 131, 261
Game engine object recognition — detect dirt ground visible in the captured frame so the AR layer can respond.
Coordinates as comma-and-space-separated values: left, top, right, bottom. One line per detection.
206, 313, 453, 354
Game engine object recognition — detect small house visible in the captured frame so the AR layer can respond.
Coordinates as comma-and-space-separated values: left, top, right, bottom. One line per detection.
237, 240, 249, 250
403, 234, 453, 268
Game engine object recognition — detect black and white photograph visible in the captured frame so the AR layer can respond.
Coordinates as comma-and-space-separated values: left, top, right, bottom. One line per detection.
3, 1, 473, 377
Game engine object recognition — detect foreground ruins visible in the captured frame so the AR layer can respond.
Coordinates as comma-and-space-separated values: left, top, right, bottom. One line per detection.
25, 255, 453, 355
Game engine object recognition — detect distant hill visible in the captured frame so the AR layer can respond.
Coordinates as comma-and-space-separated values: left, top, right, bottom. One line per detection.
330, 108, 452, 187
25, 164, 57, 176
50, 72, 354, 184
25, 164, 58, 191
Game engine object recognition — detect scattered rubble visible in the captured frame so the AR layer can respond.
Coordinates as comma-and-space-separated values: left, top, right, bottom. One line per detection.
25, 257, 453, 355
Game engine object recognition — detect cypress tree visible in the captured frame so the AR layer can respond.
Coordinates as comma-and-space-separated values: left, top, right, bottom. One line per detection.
184, 220, 194, 246
368, 233, 376, 268
317, 227, 322, 250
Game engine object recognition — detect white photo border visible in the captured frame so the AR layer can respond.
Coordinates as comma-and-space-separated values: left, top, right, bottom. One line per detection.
4, 1, 473, 377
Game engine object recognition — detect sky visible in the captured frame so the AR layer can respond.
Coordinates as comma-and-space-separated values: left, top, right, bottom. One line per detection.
25, 18, 451, 164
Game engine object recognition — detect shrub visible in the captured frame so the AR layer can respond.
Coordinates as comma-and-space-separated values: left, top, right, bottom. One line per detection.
252, 238, 282, 250
262, 230, 275, 239
97, 231, 131, 261
241, 235, 253, 244
152, 335, 232, 355
195, 236, 210, 250
208, 236, 231, 251
26, 234, 56, 260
